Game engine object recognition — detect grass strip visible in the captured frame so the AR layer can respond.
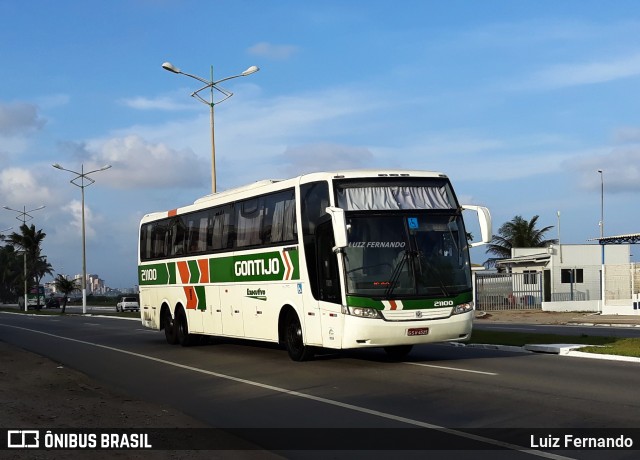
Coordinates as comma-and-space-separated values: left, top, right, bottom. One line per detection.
470, 330, 640, 358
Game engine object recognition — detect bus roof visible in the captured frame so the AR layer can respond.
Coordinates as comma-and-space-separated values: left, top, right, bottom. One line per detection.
140, 169, 448, 222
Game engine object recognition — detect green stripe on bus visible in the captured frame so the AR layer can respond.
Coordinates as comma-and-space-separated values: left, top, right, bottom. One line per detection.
188, 260, 200, 284
168, 262, 176, 284
138, 248, 300, 286
195, 285, 206, 310
346, 291, 473, 310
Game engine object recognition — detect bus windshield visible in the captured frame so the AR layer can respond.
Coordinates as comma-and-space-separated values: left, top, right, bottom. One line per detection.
343, 213, 472, 298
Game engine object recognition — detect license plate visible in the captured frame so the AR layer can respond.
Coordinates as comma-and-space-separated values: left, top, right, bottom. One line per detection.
407, 327, 429, 336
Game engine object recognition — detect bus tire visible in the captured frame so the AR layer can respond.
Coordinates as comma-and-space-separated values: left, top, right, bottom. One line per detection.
163, 308, 178, 345
284, 310, 314, 361
384, 345, 413, 361
176, 308, 195, 347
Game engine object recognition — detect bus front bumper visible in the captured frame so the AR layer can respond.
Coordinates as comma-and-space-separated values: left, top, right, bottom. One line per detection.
340, 310, 473, 349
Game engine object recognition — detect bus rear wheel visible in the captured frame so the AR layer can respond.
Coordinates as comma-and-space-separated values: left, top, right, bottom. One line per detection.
285, 311, 314, 361
384, 345, 413, 361
163, 308, 178, 345
176, 309, 195, 347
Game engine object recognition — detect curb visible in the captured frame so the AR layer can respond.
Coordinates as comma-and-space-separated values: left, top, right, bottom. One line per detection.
566, 322, 640, 328
462, 342, 640, 363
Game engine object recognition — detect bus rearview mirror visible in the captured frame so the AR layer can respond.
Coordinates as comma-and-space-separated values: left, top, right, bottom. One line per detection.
325, 206, 348, 251
462, 205, 492, 247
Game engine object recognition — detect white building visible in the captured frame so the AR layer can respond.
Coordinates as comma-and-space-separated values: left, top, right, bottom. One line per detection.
494, 243, 639, 314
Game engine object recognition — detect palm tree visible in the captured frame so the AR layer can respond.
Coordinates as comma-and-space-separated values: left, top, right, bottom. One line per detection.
33, 257, 54, 301
53, 275, 79, 314
485, 215, 557, 268
7, 224, 48, 307
0, 244, 22, 303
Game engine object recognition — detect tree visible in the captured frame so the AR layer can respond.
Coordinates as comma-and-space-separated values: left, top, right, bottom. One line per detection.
53, 275, 79, 314
485, 215, 557, 269
33, 256, 54, 299
0, 243, 22, 303
7, 224, 49, 307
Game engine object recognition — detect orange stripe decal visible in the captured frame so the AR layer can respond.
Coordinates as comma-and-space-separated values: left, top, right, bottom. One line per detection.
168, 209, 178, 217
177, 261, 190, 284
282, 250, 292, 280
389, 300, 398, 310
184, 286, 197, 309
198, 258, 209, 283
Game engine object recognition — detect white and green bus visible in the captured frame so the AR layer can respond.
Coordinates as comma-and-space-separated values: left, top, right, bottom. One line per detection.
138, 170, 491, 361
18, 284, 46, 309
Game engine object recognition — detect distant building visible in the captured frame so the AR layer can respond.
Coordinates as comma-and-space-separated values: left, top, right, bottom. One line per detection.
480, 243, 638, 314
73, 273, 106, 295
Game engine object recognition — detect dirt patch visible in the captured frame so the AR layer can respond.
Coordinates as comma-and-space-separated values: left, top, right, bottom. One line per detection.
0, 341, 266, 459
475, 309, 596, 325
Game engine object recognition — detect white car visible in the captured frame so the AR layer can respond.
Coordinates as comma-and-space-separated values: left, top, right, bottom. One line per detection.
116, 296, 139, 312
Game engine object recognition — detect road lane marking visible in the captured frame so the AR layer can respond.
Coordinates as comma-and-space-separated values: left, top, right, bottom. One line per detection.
404, 362, 498, 375
0, 323, 574, 460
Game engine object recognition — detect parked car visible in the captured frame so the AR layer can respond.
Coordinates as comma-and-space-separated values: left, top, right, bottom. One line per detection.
44, 297, 60, 309
116, 296, 140, 312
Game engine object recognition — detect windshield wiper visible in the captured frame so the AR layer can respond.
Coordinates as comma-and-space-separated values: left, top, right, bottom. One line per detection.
384, 250, 413, 299
414, 251, 451, 297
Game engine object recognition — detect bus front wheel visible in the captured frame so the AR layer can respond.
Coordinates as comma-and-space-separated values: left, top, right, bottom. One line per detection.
285, 311, 314, 362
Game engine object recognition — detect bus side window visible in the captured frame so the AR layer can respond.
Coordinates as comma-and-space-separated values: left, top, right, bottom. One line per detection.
300, 181, 330, 301
236, 198, 263, 247
170, 216, 186, 256
316, 221, 341, 304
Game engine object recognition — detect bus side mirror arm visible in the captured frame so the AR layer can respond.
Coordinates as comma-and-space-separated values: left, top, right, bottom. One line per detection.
325, 206, 348, 252
461, 205, 492, 247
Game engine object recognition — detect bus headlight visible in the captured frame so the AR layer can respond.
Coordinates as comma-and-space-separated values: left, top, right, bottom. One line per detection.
345, 306, 382, 319
452, 302, 474, 315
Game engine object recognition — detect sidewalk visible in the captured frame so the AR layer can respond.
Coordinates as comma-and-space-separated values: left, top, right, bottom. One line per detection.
473, 309, 640, 363
475, 309, 640, 327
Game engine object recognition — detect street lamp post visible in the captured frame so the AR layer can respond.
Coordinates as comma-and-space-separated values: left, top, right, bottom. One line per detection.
161, 61, 259, 194
52, 163, 111, 314
598, 169, 605, 313
598, 169, 604, 239
2, 206, 45, 311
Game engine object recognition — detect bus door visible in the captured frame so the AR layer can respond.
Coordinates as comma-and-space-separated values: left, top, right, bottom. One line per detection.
315, 220, 344, 347
202, 285, 223, 335
220, 285, 245, 337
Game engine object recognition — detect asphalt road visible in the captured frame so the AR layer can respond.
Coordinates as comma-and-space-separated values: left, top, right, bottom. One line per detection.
1, 312, 639, 459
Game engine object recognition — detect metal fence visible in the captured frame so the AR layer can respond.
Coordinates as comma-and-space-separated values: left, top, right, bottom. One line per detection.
475, 272, 542, 310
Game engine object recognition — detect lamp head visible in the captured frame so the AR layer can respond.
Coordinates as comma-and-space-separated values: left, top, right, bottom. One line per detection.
52, 163, 62, 169
162, 62, 181, 74
241, 65, 259, 76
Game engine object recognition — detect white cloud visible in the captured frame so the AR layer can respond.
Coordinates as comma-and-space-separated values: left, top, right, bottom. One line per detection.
85, 134, 209, 190
570, 145, 640, 193
61, 199, 96, 239
280, 143, 375, 176
119, 95, 195, 111
614, 126, 640, 143
247, 42, 299, 60
522, 53, 640, 90
0, 167, 53, 206
37, 94, 70, 110
0, 102, 45, 135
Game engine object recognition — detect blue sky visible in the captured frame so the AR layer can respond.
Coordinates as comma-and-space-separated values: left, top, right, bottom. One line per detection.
1, 0, 640, 289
